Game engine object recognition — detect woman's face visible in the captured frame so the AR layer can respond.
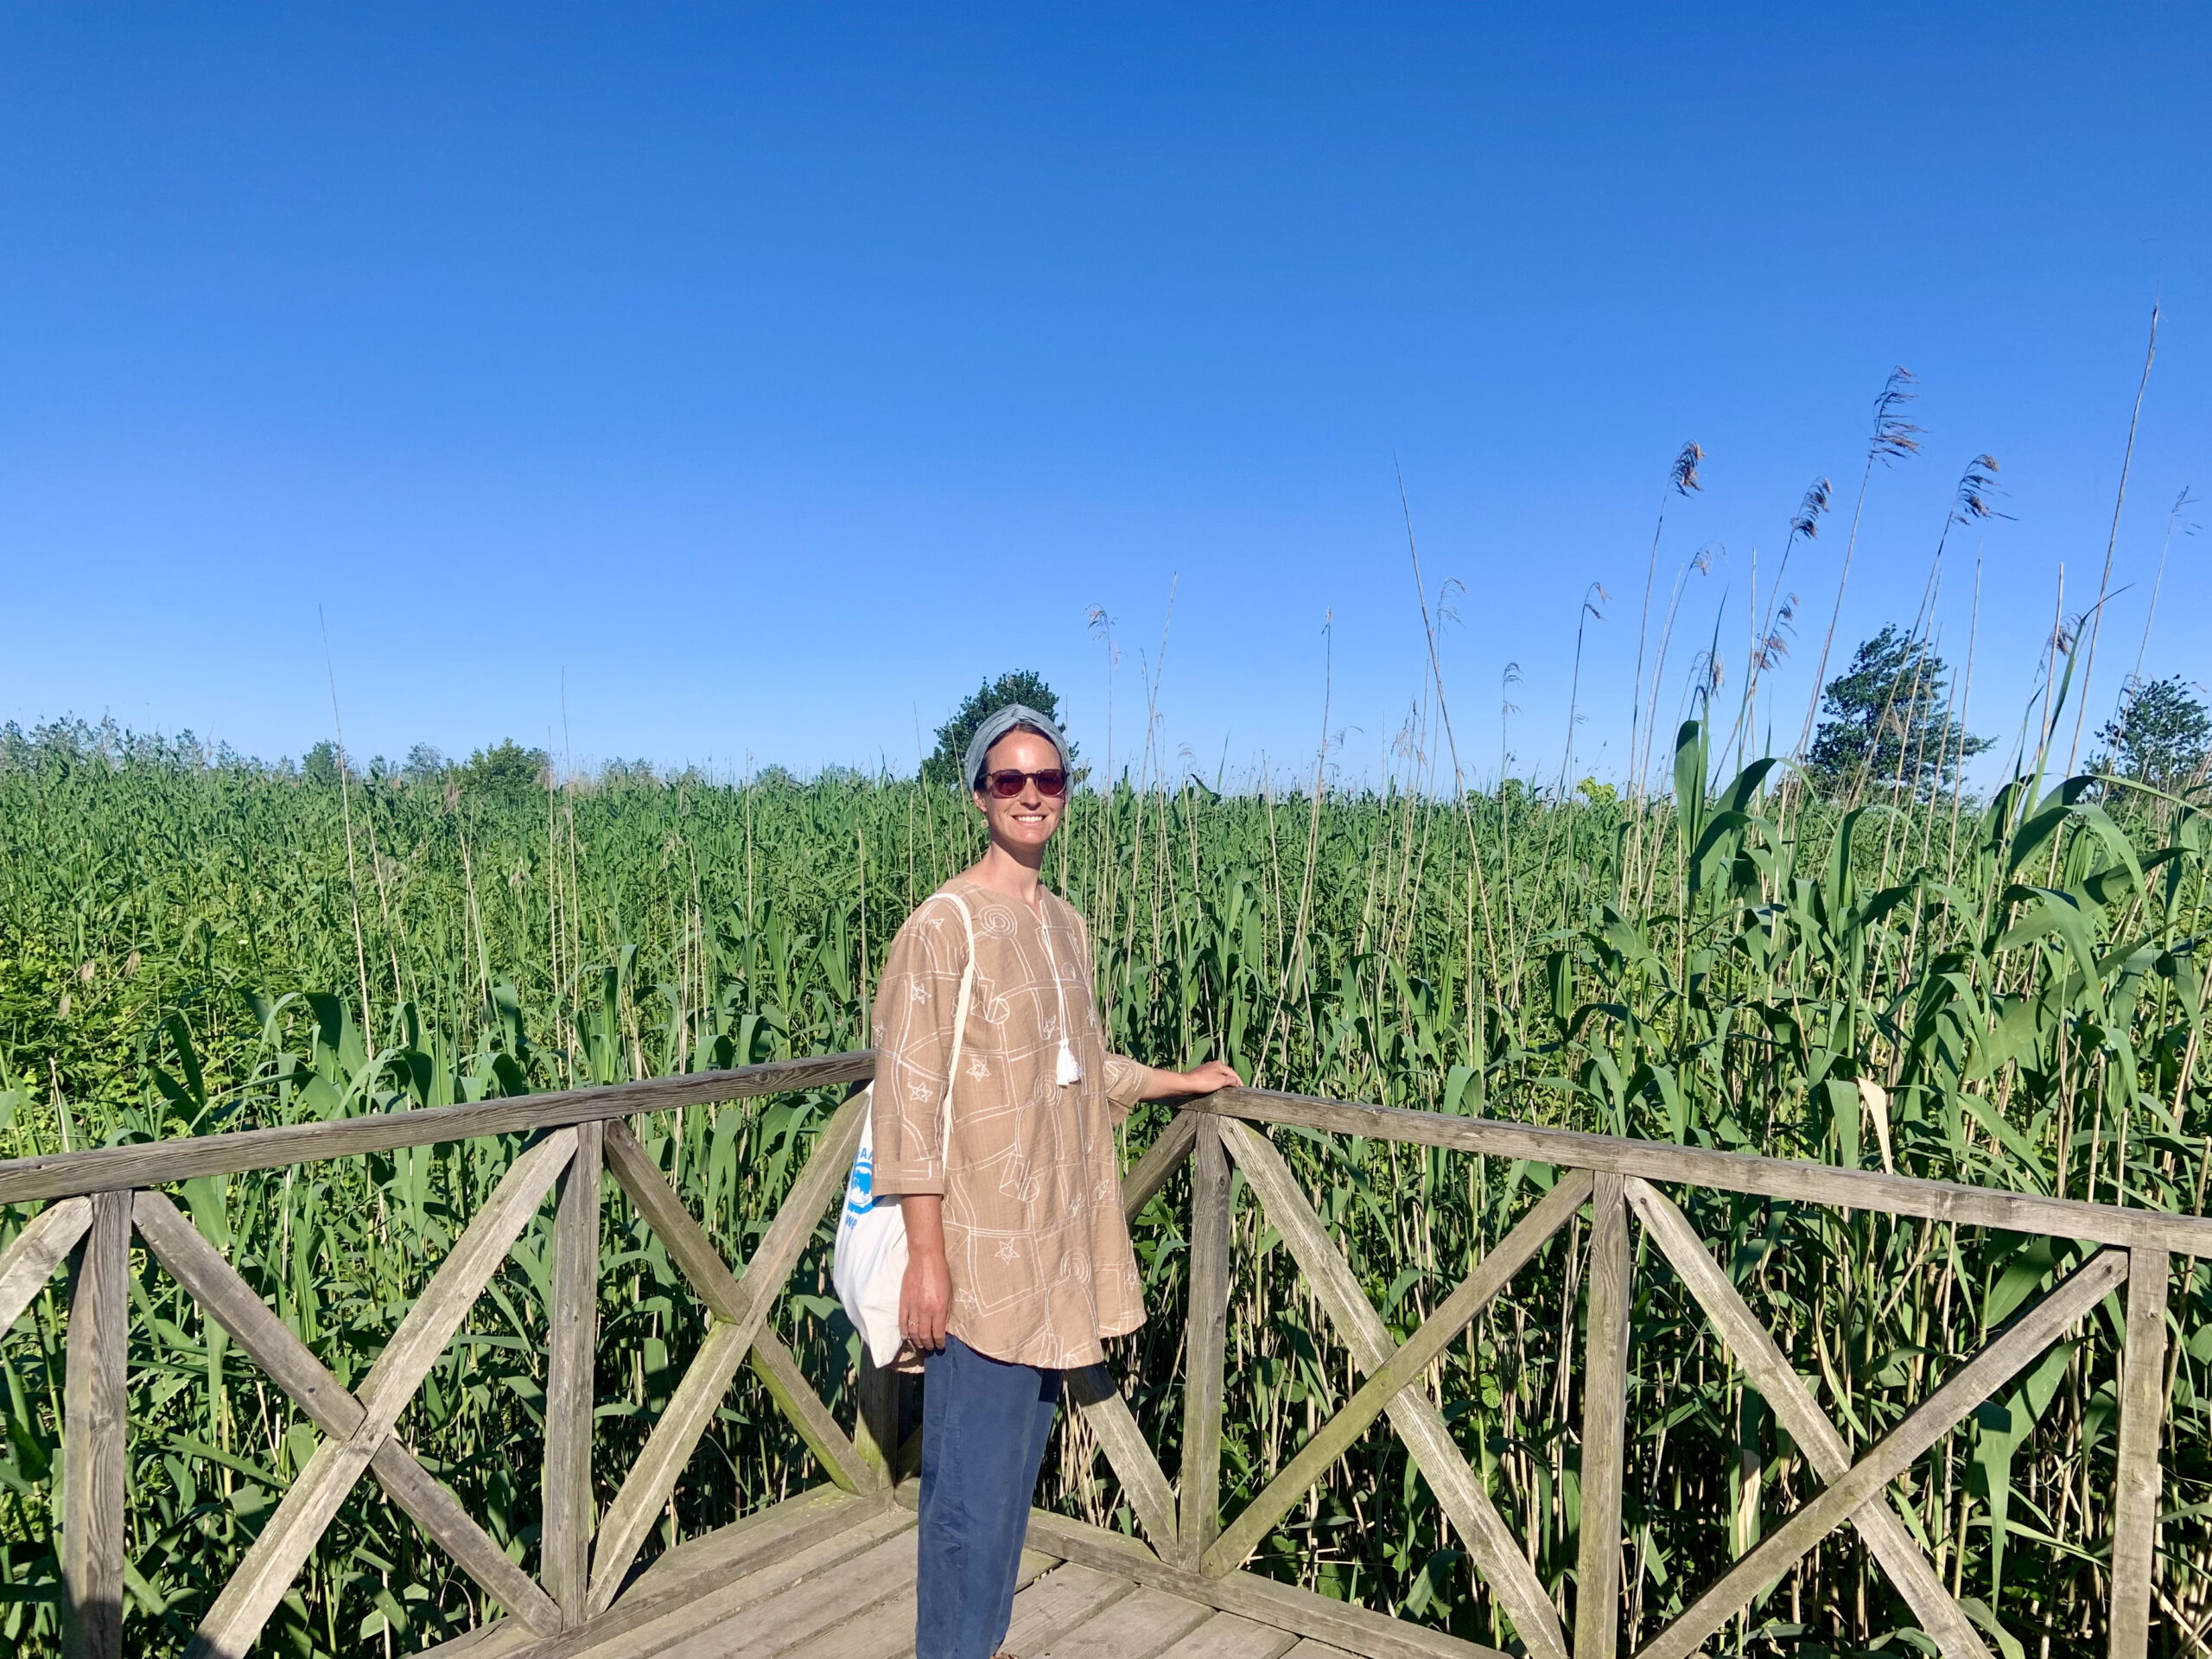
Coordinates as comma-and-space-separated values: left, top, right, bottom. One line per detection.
972, 728, 1066, 855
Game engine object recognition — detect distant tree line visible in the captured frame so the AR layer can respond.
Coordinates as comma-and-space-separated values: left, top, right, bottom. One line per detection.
10, 648, 2208, 808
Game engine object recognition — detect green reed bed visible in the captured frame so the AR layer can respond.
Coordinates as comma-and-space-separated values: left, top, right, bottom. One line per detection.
0, 718, 2209, 1656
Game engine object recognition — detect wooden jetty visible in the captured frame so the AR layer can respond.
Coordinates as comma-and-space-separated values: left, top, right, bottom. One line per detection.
0, 1048, 2202, 1659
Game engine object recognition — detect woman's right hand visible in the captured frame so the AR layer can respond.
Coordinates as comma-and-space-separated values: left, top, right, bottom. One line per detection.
899, 1194, 952, 1352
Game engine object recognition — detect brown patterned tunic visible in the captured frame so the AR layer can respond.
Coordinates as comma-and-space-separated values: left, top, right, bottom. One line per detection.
868, 874, 1149, 1369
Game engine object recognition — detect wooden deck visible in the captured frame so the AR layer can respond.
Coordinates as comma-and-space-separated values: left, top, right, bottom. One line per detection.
429, 1484, 1492, 1659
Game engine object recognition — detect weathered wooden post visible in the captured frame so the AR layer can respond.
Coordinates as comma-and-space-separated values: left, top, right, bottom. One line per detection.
543, 1120, 603, 1625
1574, 1173, 1630, 1659
2108, 1245, 2169, 1659
1179, 1116, 1232, 1569
62, 1189, 130, 1659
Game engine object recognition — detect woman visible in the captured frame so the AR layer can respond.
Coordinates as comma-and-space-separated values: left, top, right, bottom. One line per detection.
869, 704, 1241, 1659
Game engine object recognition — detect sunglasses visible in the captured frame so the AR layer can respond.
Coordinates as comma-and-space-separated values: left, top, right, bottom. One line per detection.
981, 767, 1069, 799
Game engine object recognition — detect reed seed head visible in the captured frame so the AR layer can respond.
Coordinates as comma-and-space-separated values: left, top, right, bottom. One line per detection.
1870, 367, 1924, 466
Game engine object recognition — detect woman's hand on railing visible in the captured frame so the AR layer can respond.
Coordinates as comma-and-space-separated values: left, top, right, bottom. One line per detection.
899, 1193, 952, 1353
1135, 1060, 1243, 1102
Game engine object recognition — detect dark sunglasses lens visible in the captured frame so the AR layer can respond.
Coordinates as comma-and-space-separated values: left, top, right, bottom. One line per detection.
986, 770, 1069, 798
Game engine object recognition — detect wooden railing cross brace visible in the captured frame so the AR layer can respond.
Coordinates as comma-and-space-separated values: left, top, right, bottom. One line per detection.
1634, 1248, 2130, 1659
130, 1189, 563, 1637
182, 1128, 580, 1659
583, 1090, 868, 1616
1218, 1118, 1571, 1659
598, 1116, 878, 1497
1202, 1170, 1596, 1580
1625, 1178, 1996, 1659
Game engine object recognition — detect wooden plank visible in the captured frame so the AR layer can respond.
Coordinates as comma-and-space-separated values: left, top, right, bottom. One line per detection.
419, 1620, 535, 1659
187, 1129, 578, 1659
1003, 1562, 1142, 1656
0, 1051, 876, 1205
601, 1117, 877, 1497
1187, 1089, 2212, 1258
587, 1092, 870, 1615
1153, 1611, 1300, 1659
1624, 1178, 1994, 1659
1070, 1363, 1180, 1558
1281, 1645, 1358, 1659
1019, 1509, 1507, 1659
1204, 1172, 1594, 1578
60, 1189, 129, 1659
1573, 1175, 1628, 1659
1125, 1110, 1202, 1218
1217, 1121, 1566, 1659
131, 1190, 563, 1636
1033, 1582, 1214, 1658
652, 1528, 918, 1657
758, 1585, 918, 1659
445, 1491, 901, 1659
1179, 1117, 1232, 1567
2108, 1245, 2170, 1659
471, 1503, 911, 1659
0, 1195, 91, 1332
544, 1121, 604, 1624
1636, 1249, 2132, 1659
626, 1484, 871, 1605
772, 1546, 1060, 1659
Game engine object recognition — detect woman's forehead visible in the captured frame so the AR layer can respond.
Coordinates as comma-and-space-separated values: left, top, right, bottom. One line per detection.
985, 728, 1060, 769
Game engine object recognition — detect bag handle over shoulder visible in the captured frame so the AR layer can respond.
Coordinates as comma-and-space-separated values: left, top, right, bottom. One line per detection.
935, 891, 978, 1160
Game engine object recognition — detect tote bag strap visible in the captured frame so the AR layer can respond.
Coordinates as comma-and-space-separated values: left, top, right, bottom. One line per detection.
936, 892, 978, 1164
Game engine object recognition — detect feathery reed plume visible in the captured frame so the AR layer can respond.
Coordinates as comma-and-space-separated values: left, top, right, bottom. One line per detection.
1724, 477, 1830, 768
1791, 475, 1834, 541
1750, 475, 1830, 702
1629, 442, 1704, 798
1561, 582, 1608, 792
1909, 454, 2008, 643
2067, 300, 2160, 772
1792, 369, 1923, 765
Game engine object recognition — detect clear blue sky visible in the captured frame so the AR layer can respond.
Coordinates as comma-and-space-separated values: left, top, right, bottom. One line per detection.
3, 4, 2206, 789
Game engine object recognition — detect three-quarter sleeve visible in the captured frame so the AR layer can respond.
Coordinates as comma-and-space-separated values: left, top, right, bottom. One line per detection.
869, 896, 969, 1196
1102, 1053, 1150, 1121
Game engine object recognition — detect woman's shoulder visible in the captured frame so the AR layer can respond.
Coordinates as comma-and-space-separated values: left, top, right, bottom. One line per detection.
886, 883, 976, 952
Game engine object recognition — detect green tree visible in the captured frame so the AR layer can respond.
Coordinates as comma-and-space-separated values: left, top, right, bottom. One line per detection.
2094, 676, 2212, 796
461, 739, 550, 804
403, 743, 448, 786
301, 740, 342, 785
923, 671, 1074, 788
1805, 625, 1988, 800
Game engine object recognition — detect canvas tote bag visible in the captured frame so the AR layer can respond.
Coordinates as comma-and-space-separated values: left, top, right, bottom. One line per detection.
832, 891, 976, 1369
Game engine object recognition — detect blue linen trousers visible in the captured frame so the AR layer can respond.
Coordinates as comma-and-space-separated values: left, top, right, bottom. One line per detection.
915, 1333, 1064, 1659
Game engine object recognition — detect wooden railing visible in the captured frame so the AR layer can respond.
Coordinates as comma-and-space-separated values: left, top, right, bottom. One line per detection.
0, 1051, 2202, 1659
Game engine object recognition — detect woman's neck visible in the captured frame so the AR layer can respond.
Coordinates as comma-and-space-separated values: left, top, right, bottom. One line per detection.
965, 840, 1046, 911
